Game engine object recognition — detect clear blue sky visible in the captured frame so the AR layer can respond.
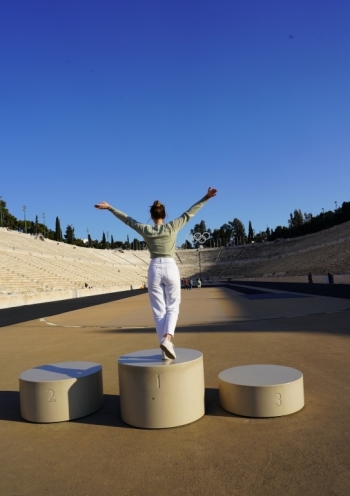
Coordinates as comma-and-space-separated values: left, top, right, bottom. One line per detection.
1, 0, 349, 245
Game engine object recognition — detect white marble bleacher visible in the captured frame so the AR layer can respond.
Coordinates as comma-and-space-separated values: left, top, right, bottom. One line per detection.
176, 250, 201, 279
176, 220, 350, 280
2, 217, 350, 301
112, 250, 149, 277
0, 229, 147, 299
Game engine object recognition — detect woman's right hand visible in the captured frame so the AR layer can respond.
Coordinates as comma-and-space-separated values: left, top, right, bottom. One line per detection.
206, 187, 217, 199
94, 201, 110, 210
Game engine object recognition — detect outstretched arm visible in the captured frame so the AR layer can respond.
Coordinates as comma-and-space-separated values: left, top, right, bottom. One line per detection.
94, 201, 146, 239
169, 187, 218, 232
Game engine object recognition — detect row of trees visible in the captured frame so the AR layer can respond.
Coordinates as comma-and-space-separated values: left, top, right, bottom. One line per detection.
1, 198, 350, 250
0, 199, 138, 250
186, 201, 350, 247
188, 218, 251, 248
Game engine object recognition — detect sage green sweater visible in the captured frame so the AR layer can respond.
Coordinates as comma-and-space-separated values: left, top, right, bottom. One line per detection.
108, 196, 209, 259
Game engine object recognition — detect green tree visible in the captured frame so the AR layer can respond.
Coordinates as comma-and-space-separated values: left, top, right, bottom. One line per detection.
0, 199, 17, 229
64, 224, 75, 244
110, 235, 114, 249
272, 225, 289, 239
288, 209, 304, 228
229, 218, 246, 245
255, 231, 267, 243
183, 240, 192, 249
75, 238, 86, 247
341, 201, 350, 221
217, 223, 233, 246
248, 221, 254, 243
101, 232, 106, 249
304, 212, 312, 223
55, 217, 63, 241
87, 234, 92, 247
0, 198, 4, 227
131, 238, 141, 250
191, 220, 207, 234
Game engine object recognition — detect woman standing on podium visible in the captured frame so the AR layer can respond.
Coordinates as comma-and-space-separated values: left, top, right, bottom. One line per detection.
95, 187, 217, 360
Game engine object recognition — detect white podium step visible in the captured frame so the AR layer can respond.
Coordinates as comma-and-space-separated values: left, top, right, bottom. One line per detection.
19, 362, 104, 423
219, 364, 304, 418
118, 349, 205, 428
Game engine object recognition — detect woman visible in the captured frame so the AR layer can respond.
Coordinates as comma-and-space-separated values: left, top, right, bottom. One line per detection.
95, 187, 217, 359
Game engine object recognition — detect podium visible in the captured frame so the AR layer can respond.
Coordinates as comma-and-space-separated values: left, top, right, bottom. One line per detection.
219, 364, 304, 418
19, 362, 103, 423
118, 349, 205, 428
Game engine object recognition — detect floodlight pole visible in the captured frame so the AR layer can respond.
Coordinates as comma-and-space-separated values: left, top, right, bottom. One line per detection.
42, 213, 46, 237
189, 231, 211, 281
23, 205, 27, 233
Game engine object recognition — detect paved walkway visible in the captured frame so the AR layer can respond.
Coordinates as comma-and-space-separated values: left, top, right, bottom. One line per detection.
1, 286, 350, 495
45, 286, 350, 327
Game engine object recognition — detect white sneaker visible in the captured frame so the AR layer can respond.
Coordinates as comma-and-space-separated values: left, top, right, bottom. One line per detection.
160, 337, 176, 359
162, 350, 171, 360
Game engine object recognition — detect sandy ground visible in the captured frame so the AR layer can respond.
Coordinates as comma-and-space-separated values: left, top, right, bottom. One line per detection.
1, 286, 350, 496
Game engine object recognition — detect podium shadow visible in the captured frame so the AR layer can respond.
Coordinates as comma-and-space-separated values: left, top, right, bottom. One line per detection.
73, 394, 129, 428
0, 391, 22, 422
0, 391, 128, 427
204, 387, 235, 417
0, 389, 233, 427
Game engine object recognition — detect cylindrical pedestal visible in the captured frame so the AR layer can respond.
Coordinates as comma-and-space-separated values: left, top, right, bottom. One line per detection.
19, 362, 104, 423
219, 364, 304, 418
118, 349, 204, 428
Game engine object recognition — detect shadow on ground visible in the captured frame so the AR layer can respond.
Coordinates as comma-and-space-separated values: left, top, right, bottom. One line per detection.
93, 309, 350, 337
0, 391, 22, 422
0, 389, 231, 427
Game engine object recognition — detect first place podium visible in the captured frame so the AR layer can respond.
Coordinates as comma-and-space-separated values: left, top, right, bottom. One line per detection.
118, 349, 205, 429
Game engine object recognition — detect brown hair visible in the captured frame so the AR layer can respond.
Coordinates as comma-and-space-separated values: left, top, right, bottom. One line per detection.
150, 200, 166, 220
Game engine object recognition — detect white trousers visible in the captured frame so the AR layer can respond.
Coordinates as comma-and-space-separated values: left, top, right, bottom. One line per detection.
147, 258, 181, 343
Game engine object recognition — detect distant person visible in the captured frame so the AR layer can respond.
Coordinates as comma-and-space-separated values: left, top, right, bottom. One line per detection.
328, 273, 334, 284
189, 278, 193, 290
197, 278, 202, 288
308, 272, 313, 284
95, 187, 217, 360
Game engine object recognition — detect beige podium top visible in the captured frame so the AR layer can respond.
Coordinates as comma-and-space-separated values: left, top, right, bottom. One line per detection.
19, 362, 102, 382
219, 364, 303, 387
118, 349, 202, 367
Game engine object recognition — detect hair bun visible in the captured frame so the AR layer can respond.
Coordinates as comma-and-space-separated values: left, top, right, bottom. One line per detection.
150, 200, 166, 220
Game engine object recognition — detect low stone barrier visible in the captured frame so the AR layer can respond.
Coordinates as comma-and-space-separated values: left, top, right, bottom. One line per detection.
227, 274, 350, 285
0, 284, 140, 309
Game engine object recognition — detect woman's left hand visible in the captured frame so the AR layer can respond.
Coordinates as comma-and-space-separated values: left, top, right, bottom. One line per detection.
94, 201, 110, 209
205, 187, 217, 199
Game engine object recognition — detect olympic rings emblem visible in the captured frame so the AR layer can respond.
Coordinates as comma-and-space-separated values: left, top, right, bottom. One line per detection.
191, 232, 211, 244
